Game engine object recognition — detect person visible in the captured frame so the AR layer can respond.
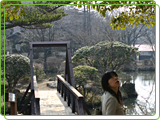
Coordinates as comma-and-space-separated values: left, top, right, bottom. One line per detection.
101, 71, 124, 115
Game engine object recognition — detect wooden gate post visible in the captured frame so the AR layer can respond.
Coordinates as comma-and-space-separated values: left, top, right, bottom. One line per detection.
10, 101, 17, 115
5, 93, 17, 115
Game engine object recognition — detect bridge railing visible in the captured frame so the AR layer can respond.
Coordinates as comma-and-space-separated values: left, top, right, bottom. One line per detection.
18, 75, 40, 115
33, 76, 40, 115
57, 75, 91, 115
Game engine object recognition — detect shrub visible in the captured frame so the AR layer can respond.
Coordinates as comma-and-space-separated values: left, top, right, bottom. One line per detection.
1, 54, 30, 92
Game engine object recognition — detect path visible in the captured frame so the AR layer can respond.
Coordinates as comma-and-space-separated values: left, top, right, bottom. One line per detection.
39, 90, 75, 115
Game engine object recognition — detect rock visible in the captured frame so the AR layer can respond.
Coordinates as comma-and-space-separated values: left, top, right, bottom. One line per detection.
48, 77, 56, 81
119, 87, 128, 100
122, 82, 138, 98
47, 81, 57, 88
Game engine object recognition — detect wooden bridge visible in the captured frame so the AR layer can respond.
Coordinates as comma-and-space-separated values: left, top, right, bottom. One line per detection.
17, 42, 91, 115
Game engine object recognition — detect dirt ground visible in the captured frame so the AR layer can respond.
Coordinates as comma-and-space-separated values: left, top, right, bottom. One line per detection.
16, 79, 56, 93
37, 80, 57, 90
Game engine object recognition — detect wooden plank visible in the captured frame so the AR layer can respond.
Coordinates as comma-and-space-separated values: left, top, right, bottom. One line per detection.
21, 92, 32, 113
57, 79, 60, 92
18, 82, 31, 110
66, 50, 71, 84
33, 76, 41, 115
33, 76, 40, 98
61, 84, 64, 97
30, 44, 34, 90
77, 98, 84, 115
66, 43, 75, 87
30, 41, 69, 47
67, 89, 71, 106
57, 75, 83, 98
64, 86, 67, 101
39, 90, 75, 115
72, 94, 75, 113
35, 98, 40, 115
30, 40, 35, 115
31, 90, 36, 115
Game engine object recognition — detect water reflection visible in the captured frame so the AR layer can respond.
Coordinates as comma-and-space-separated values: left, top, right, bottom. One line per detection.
122, 71, 155, 115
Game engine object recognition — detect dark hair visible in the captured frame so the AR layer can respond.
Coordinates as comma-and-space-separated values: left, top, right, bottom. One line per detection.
101, 71, 122, 105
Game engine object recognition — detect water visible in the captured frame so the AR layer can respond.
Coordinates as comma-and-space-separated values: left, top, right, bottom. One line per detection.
122, 71, 155, 115
89, 71, 155, 115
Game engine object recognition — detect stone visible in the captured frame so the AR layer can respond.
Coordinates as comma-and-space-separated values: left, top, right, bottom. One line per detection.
48, 77, 56, 81
119, 87, 128, 100
47, 81, 57, 88
122, 82, 138, 98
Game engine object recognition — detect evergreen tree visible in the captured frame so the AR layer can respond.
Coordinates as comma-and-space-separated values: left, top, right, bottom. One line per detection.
1, 1, 70, 30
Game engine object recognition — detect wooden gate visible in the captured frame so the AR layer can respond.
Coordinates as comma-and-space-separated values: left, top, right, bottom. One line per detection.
29, 41, 76, 115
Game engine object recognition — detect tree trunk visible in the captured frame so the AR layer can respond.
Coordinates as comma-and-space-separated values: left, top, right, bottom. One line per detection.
83, 86, 86, 98
44, 49, 47, 72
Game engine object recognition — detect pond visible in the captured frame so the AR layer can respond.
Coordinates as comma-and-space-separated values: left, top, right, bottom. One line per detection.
88, 71, 155, 115
122, 71, 155, 115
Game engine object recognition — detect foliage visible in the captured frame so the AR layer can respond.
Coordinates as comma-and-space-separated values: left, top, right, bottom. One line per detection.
34, 68, 46, 82
73, 1, 155, 30
72, 41, 139, 74
1, 1, 26, 22
1, 1, 68, 30
46, 56, 64, 73
73, 65, 100, 97
85, 92, 101, 107
1, 54, 30, 92
1, 1, 155, 30
72, 46, 93, 66
33, 62, 46, 81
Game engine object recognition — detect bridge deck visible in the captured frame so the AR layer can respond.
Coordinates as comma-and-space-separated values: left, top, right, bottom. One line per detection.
39, 90, 75, 115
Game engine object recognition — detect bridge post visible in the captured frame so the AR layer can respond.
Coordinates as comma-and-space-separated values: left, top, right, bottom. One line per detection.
66, 42, 77, 114
64, 86, 67, 101
35, 98, 40, 115
30, 43, 36, 115
77, 97, 84, 115
71, 94, 75, 113
67, 89, 71, 106
66, 42, 75, 87
57, 78, 60, 92
31, 90, 36, 115
60, 81, 63, 97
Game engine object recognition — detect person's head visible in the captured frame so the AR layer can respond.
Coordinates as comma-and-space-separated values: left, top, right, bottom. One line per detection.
101, 71, 122, 105
101, 71, 120, 92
